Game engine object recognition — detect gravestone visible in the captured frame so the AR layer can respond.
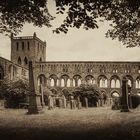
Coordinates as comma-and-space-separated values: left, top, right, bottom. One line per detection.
27, 61, 43, 114
120, 77, 130, 112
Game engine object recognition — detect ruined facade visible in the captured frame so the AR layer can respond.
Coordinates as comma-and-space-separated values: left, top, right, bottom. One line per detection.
1, 33, 140, 97
0, 56, 28, 82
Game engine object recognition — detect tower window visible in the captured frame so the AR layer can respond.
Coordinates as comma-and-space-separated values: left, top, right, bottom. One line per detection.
38, 43, 39, 51
18, 57, 22, 65
27, 42, 30, 50
22, 42, 24, 50
40, 57, 42, 61
24, 57, 28, 65
16, 42, 19, 51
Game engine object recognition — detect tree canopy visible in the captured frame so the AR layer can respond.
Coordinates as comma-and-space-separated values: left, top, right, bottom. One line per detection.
0, 0, 53, 35
0, 0, 139, 47
72, 83, 101, 99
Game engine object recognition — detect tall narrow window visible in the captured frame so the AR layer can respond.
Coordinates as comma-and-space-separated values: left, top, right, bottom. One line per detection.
24, 57, 28, 65
0, 66, 4, 80
16, 42, 19, 51
18, 57, 22, 65
22, 42, 24, 50
27, 42, 30, 50
38, 43, 39, 51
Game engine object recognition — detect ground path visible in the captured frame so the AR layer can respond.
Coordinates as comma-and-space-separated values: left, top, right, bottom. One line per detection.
0, 107, 140, 140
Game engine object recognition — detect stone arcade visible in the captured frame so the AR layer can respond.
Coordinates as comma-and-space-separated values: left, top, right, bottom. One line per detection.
0, 33, 140, 106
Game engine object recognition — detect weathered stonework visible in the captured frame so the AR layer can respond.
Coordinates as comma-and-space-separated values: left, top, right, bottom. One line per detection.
1, 33, 140, 98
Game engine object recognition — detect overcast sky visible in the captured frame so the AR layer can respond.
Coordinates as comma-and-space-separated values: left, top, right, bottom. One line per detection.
0, 0, 140, 62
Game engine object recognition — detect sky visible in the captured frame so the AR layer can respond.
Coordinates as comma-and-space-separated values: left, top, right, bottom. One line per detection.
0, 0, 140, 62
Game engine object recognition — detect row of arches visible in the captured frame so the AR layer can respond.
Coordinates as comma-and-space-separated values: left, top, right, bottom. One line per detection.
37, 74, 136, 89
17, 57, 28, 65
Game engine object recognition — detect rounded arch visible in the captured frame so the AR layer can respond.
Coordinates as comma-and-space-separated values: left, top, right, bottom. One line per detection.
85, 75, 95, 84
37, 74, 46, 86
73, 75, 82, 87
24, 57, 28, 65
50, 88, 57, 95
111, 90, 120, 98
98, 75, 108, 88
37, 74, 46, 94
110, 75, 120, 88
60, 74, 70, 87
0, 65, 4, 80
49, 74, 58, 87
125, 75, 133, 87
61, 88, 70, 99
136, 76, 140, 88
17, 57, 22, 65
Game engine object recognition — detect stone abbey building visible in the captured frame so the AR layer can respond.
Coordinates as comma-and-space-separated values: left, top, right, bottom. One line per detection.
0, 33, 140, 98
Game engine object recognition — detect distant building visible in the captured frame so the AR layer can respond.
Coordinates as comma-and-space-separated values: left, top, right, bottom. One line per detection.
0, 33, 140, 97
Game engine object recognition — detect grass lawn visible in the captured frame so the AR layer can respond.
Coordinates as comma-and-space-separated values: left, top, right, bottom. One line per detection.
0, 106, 140, 140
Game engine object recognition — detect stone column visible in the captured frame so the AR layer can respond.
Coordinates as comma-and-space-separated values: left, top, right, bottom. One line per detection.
85, 97, 88, 108
70, 78, 73, 87
27, 61, 43, 114
120, 77, 129, 112
40, 84, 45, 107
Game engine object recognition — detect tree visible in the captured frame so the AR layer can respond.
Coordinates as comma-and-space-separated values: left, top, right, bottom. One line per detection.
73, 83, 101, 106
0, 79, 29, 108
55, 0, 140, 47
0, 0, 139, 47
0, 0, 53, 35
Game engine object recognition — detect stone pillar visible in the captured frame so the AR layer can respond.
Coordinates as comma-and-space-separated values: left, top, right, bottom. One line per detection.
120, 77, 129, 112
85, 97, 88, 108
63, 95, 67, 108
70, 78, 73, 87
58, 78, 61, 87
40, 84, 45, 106
27, 61, 43, 114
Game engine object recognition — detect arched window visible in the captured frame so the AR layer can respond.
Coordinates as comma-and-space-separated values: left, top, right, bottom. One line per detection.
78, 79, 81, 86
73, 79, 76, 87
128, 79, 132, 87
0, 66, 4, 80
112, 92, 120, 98
111, 76, 120, 88
116, 79, 120, 88
67, 79, 70, 87
136, 77, 140, 89
40, 57, 42, 62
18, 57, 22, 65
50, 78, 55, 87
27, 42, 30, 50
22, 42, 24, 50
24, 57, 28, 65
16, 42, 19, 51
61, 79, 65, 87
99, 77, 107, 88
111, 79, 115, 88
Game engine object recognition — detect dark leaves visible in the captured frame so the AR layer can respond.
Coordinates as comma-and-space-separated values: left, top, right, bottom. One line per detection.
0, 0, 54, 35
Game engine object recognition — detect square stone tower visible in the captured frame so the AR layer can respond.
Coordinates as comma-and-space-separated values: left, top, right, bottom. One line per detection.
11, 32, 46, 67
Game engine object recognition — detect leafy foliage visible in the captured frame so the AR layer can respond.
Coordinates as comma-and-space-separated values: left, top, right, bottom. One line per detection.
0, 0, 139, 47
73, 83, 101, 99
0, 79, 29, 108
54, 0, 140, 47
0, 0, 53, 35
